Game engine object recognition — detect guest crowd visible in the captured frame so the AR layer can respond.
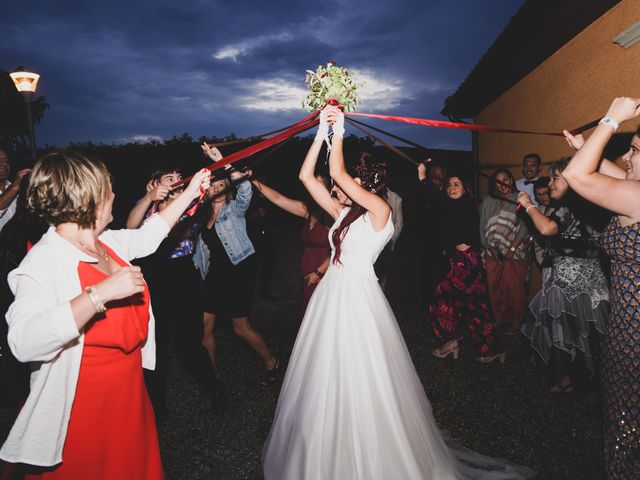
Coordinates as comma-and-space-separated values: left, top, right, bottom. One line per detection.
0, 96, 639, 479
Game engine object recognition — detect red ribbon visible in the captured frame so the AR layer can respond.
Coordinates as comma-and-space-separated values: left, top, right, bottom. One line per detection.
186, 189, 207, 217
175, 108, 599, 216
179, 109, 598, 189
346, 112, 598, 137
175, 111, 319, 216
174, 110, 319, 188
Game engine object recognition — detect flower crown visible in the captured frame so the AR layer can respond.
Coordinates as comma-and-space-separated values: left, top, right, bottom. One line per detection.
354, 157, 387, 196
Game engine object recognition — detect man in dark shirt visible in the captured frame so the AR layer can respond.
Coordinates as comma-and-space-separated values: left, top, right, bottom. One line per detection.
419, 163, 448, 307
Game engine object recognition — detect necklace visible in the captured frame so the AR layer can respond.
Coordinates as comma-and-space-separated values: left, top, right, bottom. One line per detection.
79, 242, 110, 262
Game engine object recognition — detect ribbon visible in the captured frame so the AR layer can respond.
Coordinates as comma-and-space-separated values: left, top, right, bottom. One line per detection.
348, 117, 434, 154
345, 118, 419, 166
204, 121, 309, 148
180, 109, 598, 188
174, 106, 600, 216
175, 111, 319, 216
174, 110, 319, 188
346, 112, 599, 137
186, 189, 207, 217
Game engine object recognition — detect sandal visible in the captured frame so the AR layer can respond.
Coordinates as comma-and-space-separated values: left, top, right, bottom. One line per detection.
549, 379, 573, 394
477, 352, 506, 364
432, 340, 460, 360
260, 357, 280, 386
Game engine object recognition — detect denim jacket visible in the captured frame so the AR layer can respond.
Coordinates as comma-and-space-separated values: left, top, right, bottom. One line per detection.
198, 178, 255, 270
192, 233, 210, 280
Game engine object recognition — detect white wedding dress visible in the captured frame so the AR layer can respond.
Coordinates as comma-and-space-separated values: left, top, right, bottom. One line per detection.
263, 208, 534, 480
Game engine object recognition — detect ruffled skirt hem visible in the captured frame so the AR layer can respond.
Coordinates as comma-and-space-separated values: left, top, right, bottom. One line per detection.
521, 286, 609, 370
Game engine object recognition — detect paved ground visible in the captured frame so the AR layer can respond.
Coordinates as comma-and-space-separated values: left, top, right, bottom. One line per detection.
0, 223, 604, 479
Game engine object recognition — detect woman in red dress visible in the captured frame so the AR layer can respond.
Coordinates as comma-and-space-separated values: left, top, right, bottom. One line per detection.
249, 174, 331, 319
0, 152, 210, 479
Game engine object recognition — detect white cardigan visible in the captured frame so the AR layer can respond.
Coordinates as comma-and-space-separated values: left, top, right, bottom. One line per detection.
0, 214, 169, 466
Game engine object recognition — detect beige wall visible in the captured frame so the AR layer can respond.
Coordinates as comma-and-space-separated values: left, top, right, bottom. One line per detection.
475, 0, 640, 197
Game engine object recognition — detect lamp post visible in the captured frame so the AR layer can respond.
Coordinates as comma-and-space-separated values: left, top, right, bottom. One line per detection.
9, 71, 40, 161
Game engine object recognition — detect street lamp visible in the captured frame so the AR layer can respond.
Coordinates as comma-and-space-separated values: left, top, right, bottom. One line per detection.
10, 70, 40, 161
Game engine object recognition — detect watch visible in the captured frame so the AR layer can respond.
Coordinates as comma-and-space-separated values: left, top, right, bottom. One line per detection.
598, 116, 619, 132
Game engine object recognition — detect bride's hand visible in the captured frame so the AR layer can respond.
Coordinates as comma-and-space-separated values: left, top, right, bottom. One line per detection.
325, 106, 345, 138
315, 109, 330, 143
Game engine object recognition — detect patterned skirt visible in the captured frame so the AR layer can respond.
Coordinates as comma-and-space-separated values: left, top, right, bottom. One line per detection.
522, 255, 609, 371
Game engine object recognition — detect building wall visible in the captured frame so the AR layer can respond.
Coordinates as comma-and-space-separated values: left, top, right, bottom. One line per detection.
475, 0, 640, 194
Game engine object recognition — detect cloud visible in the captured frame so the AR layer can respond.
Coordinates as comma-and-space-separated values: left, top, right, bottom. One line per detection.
237, 78, 308, 112
236, 69, 412, 114
354, 70, 407, 111
116, 134, 164, 144
213, 32, 294, 61
1, 0, 526, 149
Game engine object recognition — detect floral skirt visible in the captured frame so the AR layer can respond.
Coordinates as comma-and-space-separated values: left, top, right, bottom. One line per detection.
429, 249, 494, 354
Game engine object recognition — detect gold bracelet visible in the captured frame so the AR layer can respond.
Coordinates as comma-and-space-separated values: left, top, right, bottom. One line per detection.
85, 286, 106, 313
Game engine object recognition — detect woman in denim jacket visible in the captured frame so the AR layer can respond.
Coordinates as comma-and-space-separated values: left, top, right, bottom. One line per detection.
200, 143, 279, 389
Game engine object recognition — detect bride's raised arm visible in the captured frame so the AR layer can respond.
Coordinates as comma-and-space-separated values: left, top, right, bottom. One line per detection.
326, 106, 390, 231
299, 111, 342, 219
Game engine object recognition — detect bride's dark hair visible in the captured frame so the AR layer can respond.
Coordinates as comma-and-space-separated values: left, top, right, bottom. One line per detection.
332, 156, 388, 264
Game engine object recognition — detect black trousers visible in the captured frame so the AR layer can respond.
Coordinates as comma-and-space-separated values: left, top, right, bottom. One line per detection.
143, 254, 214, 412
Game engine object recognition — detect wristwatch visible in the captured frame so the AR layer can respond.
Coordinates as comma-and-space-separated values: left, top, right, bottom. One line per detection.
598, 116, 619, 132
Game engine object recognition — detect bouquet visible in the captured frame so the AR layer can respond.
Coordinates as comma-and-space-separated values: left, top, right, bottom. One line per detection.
302, 62, 361, 112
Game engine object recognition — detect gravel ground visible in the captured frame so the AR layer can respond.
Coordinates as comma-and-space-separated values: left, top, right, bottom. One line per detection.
0, 223, 604, 479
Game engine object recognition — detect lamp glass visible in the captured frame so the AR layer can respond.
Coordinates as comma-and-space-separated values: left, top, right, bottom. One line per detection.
9, 71, 40, 93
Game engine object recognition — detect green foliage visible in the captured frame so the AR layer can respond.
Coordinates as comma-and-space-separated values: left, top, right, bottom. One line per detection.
302, 62, 362, 112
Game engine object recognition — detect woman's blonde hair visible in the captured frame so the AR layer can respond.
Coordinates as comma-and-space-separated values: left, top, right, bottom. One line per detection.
27, 151, 112, 228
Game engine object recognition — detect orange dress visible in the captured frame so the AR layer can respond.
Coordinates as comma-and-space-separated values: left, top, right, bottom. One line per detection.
25, 243, 164, 479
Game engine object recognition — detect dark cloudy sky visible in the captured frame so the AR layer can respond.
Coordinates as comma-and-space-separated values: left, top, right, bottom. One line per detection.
2, 0, 525, 150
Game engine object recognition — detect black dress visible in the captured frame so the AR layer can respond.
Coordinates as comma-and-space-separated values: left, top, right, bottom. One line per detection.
201, 225, 256, 317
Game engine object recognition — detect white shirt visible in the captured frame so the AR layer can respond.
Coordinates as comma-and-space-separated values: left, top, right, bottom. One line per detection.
386, 189, 403, 249
0, 180, 18, 231
0, 214, 169, 466
515, 177, 539, 206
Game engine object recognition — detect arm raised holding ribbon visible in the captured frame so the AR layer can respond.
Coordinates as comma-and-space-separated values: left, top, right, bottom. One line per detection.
562, 96, 640, 222
562, 130, 626, 180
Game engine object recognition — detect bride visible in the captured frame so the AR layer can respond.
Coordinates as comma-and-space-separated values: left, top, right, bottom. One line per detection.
262, 106, 534, 479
